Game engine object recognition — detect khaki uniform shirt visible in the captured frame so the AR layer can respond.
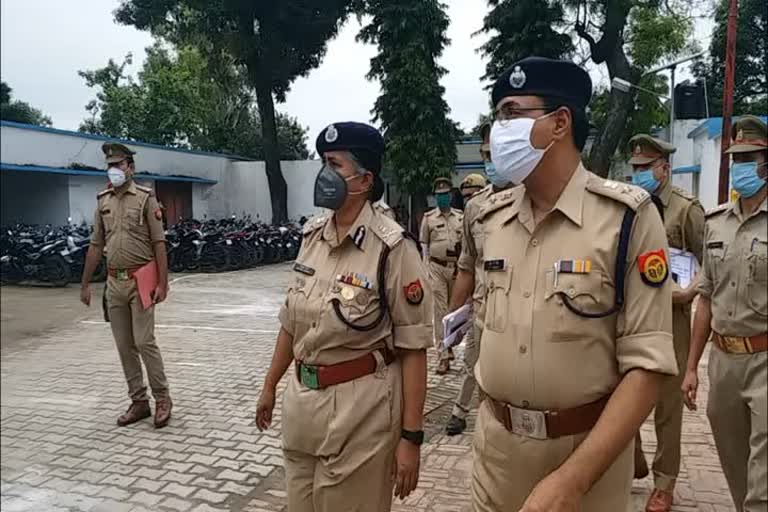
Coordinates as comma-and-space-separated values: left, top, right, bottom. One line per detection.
90, 181, 165, 269
373, 201, 396, 221
476, 165, 677, 410
697, 198, 767, 336
278, 203, 433, 366
419, 208, 463, 261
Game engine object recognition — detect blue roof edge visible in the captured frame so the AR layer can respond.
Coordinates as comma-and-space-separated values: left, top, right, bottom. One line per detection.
0, 162, 217, 184
688, 116, 768, 140
0, 120, 255, 161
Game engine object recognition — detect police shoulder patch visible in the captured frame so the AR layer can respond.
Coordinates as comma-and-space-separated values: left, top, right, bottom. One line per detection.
97, 188, 113, 198
476, 185, 523, 222
153, 208, 163, 220
637, 249, 668, 287
135, 184, 154, 196
404, 279, 424, 305
373, 216, 404, 248
586, 174, 650, 211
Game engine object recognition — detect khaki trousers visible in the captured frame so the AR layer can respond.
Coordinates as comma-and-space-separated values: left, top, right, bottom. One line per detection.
428, 260, 456, 362
706, 347, 767, 512
472, 400, 633, 512
282, 361, 402, 512
107, 276, 169, 401
634, 304, 690, 491
452, 323, 481, 419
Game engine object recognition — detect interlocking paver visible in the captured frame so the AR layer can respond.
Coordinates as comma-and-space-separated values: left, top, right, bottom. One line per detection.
1, 266, 732, 511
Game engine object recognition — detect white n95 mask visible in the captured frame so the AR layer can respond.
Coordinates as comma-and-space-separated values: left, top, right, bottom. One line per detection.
489, 115, 553, 186
107, 167, 126, 187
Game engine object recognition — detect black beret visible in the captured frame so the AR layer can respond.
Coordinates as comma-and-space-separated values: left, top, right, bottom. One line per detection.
492, 57, 592, 110
316, 122, 387, 201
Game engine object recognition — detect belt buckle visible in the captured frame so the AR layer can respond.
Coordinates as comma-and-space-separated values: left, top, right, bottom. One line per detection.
299, 364, 320, 389
508, 405, 548, 440
116, 269, 129, 281
723, 336, 748, 353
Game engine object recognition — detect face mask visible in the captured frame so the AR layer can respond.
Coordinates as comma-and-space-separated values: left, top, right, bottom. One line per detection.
731, 161, 767, 198
313, 164, 368, 210
489, 115, 554, 186
435, 193, 451, 209
107, 167, 126, 188
632, 169, 660, 193
484, 161, 502, 186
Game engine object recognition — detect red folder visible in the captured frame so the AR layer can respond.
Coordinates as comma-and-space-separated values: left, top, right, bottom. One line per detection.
134, 260, 159, 310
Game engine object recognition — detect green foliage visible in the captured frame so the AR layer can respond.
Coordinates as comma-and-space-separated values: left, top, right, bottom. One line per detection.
477, 0, 573, 87
693, 0, 767, 116
79, 45, 309, 160
0, 81, 52, 126
358, 0, 457, 196
114, 0, 352, 222
627, 5, 693, 69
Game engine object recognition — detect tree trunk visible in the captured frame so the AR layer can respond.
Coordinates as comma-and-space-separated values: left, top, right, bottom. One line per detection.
588, 44, 639, 178
253, 75, 288, 223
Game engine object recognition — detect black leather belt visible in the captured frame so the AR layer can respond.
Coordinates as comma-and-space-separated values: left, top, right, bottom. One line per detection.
430, 257, 456, 267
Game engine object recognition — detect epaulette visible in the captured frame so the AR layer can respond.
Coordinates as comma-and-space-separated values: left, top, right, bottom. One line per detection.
135, 184, 155, 196
423, 208, 437, 218
585, 174, 650, 211
372, 216, 404, 249
401, 230, 422, 254
476, 185, 523, 222
451, 208, 463, 215
671, 186, 695, 202
705, 203, 731, 218
96, 188, 113, 198
303, 214, 329, 236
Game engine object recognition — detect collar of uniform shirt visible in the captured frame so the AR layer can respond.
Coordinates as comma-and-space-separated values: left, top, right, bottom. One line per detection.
501, 164, 587, 228
321, 201, 374, 250
656, 177, 673, 207
115, 180, 138, 196
730, 195, 768, 221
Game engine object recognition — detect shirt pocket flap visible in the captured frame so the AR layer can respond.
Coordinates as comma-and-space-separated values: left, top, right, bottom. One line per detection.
546, 270, 612, 307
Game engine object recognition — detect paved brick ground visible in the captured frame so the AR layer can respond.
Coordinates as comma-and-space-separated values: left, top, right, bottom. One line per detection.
1, 265, 733, 511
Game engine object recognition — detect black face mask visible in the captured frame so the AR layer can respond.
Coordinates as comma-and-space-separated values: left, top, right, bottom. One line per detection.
314, 164, 348, 210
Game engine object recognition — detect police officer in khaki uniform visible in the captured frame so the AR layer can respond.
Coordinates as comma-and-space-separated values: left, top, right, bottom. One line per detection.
80, 143, 172, 428
682, 115, 768, 512
627, 134, 705, 512
255, 122, 433, 512
420, 177, 463, 374
472, 57, 677, 512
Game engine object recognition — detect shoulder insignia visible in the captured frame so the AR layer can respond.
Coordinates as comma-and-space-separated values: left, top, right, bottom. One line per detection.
373, 216, 404, 248
96, 189, 113, 198
404, 279, 424, 305
477, 185, 523, 222
637, 249, 669, 287
671, 186, 695, 201
705, 203, 730, 218
303, 214, 328, 236
585, 174, 650, 211
135, 184, 154, 196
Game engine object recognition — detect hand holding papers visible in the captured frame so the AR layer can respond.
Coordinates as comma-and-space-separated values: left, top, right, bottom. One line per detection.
669, 248, 699, 289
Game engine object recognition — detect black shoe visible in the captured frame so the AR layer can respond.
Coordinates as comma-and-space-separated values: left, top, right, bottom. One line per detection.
445, 415, 467, 436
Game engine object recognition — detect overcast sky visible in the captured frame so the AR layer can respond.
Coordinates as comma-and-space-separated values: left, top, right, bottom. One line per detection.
1, 0, 714, 149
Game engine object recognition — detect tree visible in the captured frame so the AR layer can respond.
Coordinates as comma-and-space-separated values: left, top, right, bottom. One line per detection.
114, 1, 351, 223
0, 81, 52, 126
477, 0, 574, 87
358, 0, 457, 230
693, 0, 767, 116
565, 0, 694, 176
79, 46, 310, 160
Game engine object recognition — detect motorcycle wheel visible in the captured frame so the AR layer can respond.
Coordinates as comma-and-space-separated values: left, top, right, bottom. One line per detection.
1, 263, 23, 285
42, 254, 71, 287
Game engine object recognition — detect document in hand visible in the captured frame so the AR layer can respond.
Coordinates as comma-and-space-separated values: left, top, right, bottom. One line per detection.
134, 260, 159, 310
442, 304, 471, 350
669, 248, 699, 289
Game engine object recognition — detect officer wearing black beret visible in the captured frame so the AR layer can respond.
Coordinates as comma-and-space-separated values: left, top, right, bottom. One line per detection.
472, 57, 676, 512
256, 122, 433, 510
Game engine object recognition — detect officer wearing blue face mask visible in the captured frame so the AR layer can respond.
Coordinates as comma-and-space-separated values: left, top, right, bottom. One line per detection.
627, 134, 705, 512
420, 177, 463, 374
682, 114, 767, 512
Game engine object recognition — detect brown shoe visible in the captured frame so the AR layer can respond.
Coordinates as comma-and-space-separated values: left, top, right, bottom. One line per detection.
645, 489, 673, 512
436, 359, 450, 375
154, 397, 172, 428
117, 400, 151, 426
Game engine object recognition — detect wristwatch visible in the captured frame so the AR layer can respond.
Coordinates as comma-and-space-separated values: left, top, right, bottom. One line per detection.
401, 429, 424, 446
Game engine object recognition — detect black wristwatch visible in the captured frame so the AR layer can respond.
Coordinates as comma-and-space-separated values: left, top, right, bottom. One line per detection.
401, 429, 424, 446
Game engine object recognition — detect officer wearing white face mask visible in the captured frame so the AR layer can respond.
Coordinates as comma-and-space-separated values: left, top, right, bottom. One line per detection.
471, 57, 676, 512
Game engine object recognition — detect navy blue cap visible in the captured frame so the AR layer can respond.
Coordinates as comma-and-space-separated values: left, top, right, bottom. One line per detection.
492, 57, 592, 109
316, 122, 386, 201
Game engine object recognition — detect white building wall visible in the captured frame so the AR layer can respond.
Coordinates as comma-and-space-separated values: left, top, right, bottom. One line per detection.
1, 172, 70, 225
698, 136, 722, 211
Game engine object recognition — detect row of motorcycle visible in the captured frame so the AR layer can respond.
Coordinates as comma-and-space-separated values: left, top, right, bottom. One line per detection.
0, 216, 303, 287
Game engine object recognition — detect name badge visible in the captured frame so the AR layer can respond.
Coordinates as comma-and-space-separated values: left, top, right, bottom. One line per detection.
707, 241, 724, 249
484, 259, 505, 271
293, 263, 315, 276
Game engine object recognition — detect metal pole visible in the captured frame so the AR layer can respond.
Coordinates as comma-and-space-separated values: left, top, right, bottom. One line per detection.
718, 0, 739, 205
669, 65, 676, 168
